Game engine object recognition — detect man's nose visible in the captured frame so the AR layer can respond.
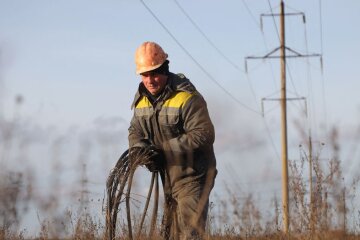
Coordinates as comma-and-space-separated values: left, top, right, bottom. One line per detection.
147, 76, 155, 83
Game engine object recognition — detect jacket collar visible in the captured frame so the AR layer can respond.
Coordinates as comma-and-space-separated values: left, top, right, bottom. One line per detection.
131, 72, 196, 109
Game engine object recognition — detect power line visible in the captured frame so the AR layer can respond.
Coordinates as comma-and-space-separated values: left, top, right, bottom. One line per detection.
315, 0, 331, 175
173, 0, 245, 73
241, 0, 279, 94
241, 0, 288, 164
286, 63, 302, 98
266, 0, 281, 42
241, 0, 262, 29
172, 0, 262, 110
318, 0, 324, 56
303, 17, 318, 141
318, 0, 328, 137
139, 0, 261, 115
243, 0, 279, 90
172, 0, 266, 112
263, 116, 281, 160
175, 0, 281, 162
265, 1, 307, 100
262, 0, 321, 144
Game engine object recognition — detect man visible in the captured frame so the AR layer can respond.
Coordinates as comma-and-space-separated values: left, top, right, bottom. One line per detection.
128, 41, 217, 240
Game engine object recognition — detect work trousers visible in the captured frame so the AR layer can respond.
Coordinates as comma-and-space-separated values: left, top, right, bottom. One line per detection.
160, 170, 215, 240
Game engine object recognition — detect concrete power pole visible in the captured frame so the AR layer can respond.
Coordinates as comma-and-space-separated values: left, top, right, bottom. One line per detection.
245, 0, 322, 235
279, 1, 290, 233
309, 134, 314, 233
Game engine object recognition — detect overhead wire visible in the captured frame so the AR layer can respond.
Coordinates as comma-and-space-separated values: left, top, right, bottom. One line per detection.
172, 0, 260, 108
140, 0, 281, 167
279, 1, 326, 150
173, 0, 263, 106
175, 0, 276, 109
254, 0, 292, 162
264, 2, 309, 124
174, 0, 281, 161
142, 0, 335, 180
316, 0, 351, 181
266, 0, 303, 101
303, 13, 318, 142
240, 0, 262, 29
239, 0, 286, 161
240, 0, 273, 105
238, 0, 282, 161
242, 0, 278, 89
318, 0, 328, 136
301, 0, 328, 166
239, 0, 285, 163
173, 0, 245, 73
139, 0, 261, 115
266, 0, 280, 42
284, 4, 303, 13
318, 0, 324, 56
261, 0, 329, 169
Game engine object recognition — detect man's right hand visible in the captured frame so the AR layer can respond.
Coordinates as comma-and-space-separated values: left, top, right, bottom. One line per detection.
128, 145, 164, 172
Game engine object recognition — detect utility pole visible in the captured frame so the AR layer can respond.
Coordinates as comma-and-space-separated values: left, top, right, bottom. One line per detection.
343, 187, 347, 234
308, 134, 314, 234
279, 1, 290, 233
245, 0, 322, 235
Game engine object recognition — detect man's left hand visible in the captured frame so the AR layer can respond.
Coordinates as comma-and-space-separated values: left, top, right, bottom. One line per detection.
144, 145, 164, 172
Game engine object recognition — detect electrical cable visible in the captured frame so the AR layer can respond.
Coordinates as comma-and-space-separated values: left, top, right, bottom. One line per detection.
140, 0, 261, 115
319, 0, 324, 56
172, 0, 263, 111
302, 8, 324, 151
173, 0, 245, 73
240, 0, 287, 165
105, 148, 160, 240
266, 0, 281, 42
266, 0, 304, 102
241, 0, 262, 29
318, 0, 329, 137
244, 0, 278, 89
236, 0, 283, 163
262, 116, 281, 160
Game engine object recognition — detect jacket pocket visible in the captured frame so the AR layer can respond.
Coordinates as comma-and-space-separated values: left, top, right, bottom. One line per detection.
158, 113, 181, 139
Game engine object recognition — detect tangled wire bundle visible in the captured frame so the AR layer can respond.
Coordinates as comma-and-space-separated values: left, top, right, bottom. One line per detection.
106, 147, 160, 240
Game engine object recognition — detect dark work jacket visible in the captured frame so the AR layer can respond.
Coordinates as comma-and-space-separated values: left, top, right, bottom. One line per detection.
128, 72, 217, 193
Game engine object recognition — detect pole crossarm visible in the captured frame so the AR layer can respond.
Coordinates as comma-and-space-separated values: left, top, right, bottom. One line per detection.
245, 46, 322, 72
261, 96, 307, 117
261, 12, 305, 17
260, 12, 306, 31
262, 96, 305, 101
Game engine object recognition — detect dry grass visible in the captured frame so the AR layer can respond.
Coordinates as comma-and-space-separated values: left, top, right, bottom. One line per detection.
1, 99, 360, 239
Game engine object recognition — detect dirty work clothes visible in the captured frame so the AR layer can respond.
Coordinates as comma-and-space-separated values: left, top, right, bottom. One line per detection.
161, 170, 216, 240
128, 72, 217, 239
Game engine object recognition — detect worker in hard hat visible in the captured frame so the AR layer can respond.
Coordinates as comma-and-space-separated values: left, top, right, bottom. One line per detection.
128, 41, 217, 240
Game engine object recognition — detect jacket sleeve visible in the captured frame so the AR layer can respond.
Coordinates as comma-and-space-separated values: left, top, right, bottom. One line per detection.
162, 93, 215, 152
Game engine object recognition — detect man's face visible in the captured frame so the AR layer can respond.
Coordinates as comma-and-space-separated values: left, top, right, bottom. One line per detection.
141, 71, 168, 95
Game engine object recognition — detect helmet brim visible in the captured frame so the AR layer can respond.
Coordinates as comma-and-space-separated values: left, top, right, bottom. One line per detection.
136, 62, 164, 75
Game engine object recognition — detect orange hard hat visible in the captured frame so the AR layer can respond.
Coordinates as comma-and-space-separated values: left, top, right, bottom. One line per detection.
135, 41, 168, 75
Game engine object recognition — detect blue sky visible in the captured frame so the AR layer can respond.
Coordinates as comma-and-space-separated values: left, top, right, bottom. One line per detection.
1, 0, 360, 234
1, 0, 359, 128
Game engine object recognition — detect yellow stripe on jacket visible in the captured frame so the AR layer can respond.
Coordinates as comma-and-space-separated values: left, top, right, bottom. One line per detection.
135, 91, 195, 109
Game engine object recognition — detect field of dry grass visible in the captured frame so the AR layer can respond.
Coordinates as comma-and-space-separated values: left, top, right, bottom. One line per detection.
1, 101, 360, 240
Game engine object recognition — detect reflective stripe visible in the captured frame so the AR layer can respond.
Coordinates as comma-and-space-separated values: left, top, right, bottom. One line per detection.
135, 91, 195, 109
163, 91, 194, 108
136, 96, 151, 108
